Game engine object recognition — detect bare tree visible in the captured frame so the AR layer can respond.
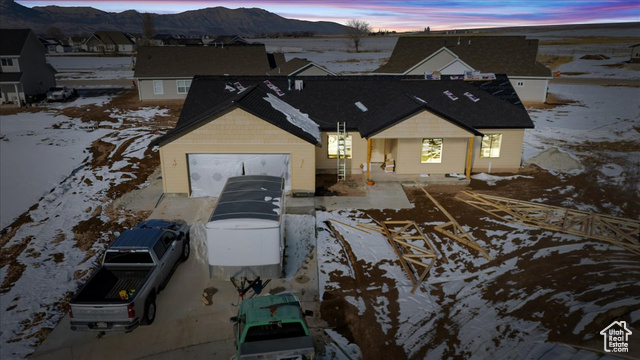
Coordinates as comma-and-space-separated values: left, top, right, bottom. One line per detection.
141, 13, 156, 46
46, 26, 65, 41
345, 19, 371, 53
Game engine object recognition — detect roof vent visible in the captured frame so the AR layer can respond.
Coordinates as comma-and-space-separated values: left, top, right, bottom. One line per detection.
413, 96, 427, 104
355, 101, 368, 112
464, 92, 480, 102
443, 90, 458, 101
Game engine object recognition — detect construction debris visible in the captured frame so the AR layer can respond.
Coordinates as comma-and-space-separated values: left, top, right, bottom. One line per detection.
381, 221, 440, 294
456, 191, 640, 255
418, 186, 492, 260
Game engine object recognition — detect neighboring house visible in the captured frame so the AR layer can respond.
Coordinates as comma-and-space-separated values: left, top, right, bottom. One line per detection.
67, 37, 87, 52
0, 29, 56, 105
374, 36, 552, 103
631, 43, 640, 63
84, 31, 135, 53
266, 57, 336, 76
206, 35, 250, 46
134, 44, 286, 101
39, 38, 59, 53
152, 75, 533, 197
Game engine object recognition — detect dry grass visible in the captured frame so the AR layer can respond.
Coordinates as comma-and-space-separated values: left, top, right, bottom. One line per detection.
537, 55, 573, 70
540, 36, 640, 46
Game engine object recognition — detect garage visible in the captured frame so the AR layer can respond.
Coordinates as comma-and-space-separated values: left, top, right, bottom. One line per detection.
187, 154, 291, 197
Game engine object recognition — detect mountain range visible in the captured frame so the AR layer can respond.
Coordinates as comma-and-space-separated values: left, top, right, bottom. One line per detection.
0, 0, 347, 37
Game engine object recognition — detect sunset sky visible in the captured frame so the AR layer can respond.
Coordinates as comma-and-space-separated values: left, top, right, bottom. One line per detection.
15, 0, 640, 31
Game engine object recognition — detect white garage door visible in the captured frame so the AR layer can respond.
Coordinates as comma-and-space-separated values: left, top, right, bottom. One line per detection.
188, 154, 291, 197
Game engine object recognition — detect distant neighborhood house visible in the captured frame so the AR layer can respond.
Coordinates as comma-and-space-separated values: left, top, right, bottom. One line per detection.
152, 75, 533, 197
83, 31, 135, 53
266, 57, 336, 76
374, 36, 552, 103
134, 44, 332, 101
0, 28, 56, 105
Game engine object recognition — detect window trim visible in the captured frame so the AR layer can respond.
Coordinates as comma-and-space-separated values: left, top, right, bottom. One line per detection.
421, 138, 443, 164
153, 80, 164, 95
177, 79, 191, 94
480, 134, 502, 158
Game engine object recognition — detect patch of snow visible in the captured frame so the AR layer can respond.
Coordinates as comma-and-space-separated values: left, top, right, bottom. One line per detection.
471, 173, 534, 185
263, 93, 321, 143
325, 329, 363, 360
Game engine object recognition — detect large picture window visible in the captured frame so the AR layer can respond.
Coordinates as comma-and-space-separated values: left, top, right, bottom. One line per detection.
177, 80, 192, 94
327, 134, 352, 159
480, 134, 502, 158
421, 138, 443, 163
153, 80, 163, 95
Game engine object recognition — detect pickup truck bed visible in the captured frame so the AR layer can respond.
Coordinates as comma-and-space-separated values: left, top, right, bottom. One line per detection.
73, 266, 153, 303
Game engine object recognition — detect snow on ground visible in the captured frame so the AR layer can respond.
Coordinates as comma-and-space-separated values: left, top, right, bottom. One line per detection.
317, 209, 640, 359
525, 84, 640, 194
1, 34, 639, 358
47, 55, 134, 80
0, 98, 112, 229
0, 103, 170, 359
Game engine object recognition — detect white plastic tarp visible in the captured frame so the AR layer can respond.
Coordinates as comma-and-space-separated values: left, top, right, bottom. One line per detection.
188, 154, 291, 197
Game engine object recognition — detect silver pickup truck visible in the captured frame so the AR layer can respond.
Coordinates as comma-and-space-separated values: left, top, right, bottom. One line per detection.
68, 219, 190, 332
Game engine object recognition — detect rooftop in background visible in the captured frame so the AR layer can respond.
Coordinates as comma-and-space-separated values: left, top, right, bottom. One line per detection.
375, 36, 552, 77
133, 44, 275, 78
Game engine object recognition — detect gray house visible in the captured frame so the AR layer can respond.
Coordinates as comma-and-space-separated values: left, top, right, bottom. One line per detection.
374, 36, 552, 103
134, 44, 286, 101
0, 29, 56, 105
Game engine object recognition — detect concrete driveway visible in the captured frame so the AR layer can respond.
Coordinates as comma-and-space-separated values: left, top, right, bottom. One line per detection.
32, 192, 322, 360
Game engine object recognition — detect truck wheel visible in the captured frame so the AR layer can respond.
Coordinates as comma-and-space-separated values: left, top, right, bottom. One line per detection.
181, 234, 190, 261
143, 295, 156, 325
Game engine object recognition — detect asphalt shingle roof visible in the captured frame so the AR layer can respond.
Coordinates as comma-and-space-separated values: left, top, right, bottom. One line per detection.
375, 36, 552, 77
0, 29, 33, 56
153, 75, 534, 147
134, 45, 273, 78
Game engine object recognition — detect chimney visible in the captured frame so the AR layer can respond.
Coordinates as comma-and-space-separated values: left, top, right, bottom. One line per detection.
468, 39, 471, 46
457, 37, 460, 45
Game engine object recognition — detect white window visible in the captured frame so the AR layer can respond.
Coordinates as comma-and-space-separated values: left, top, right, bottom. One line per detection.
1, 58, 13, 66
421, 138, 443, 163
153, 80, 163, 95
177, 80, 191, 94
327, 134, 352, 159
516, 81, 524, 87
480, 134, 502, 158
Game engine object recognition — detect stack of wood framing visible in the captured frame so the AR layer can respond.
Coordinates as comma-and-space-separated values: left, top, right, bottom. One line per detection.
418, 186, 492, 260
381, 221, 439, 294
456, 191, 640, 255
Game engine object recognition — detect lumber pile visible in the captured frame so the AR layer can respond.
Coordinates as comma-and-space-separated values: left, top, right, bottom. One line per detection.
417, 186, 492, 260
381, 221, 439, 294
456, 191, 640, 255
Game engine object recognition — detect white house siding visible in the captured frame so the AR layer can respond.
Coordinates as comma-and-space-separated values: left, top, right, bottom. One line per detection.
509, 77, 550, 103
406, 50, 457, 75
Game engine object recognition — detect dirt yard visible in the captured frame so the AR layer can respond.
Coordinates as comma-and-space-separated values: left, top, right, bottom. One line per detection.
319, 165, 639, 359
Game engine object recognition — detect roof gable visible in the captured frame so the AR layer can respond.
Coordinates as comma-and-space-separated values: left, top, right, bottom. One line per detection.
375, 36, 552, 78
0, 29, 40, 56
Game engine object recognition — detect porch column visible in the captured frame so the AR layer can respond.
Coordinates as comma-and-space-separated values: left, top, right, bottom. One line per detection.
366, 138, 371, 181
14, 83, 21, 107
465, 137, 474, 179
